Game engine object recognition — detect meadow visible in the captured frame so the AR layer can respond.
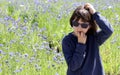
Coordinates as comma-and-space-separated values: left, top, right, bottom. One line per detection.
0, 0, 120, 75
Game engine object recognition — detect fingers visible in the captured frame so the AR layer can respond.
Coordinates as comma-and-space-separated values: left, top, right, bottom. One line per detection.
77, 32, 87, 44
84, 3, 96, 14
84, 3, 91, 10
81, 32, 86, 38
78, 32, 86, 38
80, 32, 83, 37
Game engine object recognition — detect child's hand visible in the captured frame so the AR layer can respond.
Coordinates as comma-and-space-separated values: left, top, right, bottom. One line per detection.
84, 3, 96, 14
77, 32, 87, 44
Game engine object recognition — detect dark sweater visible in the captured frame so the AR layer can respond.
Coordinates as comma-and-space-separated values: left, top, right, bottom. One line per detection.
62, 12, 113, 75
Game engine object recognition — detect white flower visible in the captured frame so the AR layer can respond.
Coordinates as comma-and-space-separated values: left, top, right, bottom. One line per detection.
108, 6, 112, 9
20, 5, 24, 7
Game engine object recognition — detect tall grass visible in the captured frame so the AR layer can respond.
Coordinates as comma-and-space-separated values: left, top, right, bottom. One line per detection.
0, 0, 120, 75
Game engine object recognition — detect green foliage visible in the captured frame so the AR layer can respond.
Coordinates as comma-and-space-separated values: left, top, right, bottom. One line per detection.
7, 3, 15, 16
0, 0, 120, 75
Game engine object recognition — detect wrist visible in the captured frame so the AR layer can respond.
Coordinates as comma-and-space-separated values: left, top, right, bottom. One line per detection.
93, 12, 100, 15
78, 41, 86, 44
91, 9, 96, 14
92, 12, 100, 20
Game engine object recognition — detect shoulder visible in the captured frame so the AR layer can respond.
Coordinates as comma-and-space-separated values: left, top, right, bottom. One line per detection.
62, 33, 71, 43
62, 32, 75, 44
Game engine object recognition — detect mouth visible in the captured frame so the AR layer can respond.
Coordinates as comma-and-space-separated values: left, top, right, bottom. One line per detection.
78, 31, 82, 33
78, 31, 81, 34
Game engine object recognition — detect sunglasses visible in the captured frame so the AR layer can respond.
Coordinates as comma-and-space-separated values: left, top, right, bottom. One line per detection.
72, 21, 89, 28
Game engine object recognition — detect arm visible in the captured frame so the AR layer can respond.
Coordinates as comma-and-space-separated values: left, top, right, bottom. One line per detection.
62, 38, 86, 71
84, 3, 113, 45
93, 12, 114, 45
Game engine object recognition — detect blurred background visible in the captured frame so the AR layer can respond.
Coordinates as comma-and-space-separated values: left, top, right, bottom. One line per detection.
0, 0, 120, 75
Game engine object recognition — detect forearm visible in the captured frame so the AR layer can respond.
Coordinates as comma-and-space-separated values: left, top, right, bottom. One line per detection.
68, 43, 86, 71
93, 12, 114, 35
92, 12, 114, 45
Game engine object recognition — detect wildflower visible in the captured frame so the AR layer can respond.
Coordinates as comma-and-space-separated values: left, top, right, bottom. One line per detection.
14, 69, 21, 73
54, 0, 58, 3
0, 50, 3, 54
19, 67, 23, 71
55, 72, 59, 75
34, 0, 40, 5
60, 57, 65, 61
4, 16, 10, 21
30, 57, 35, 60
10, 40, 16, 44
53, 56, 57, 61
0, 44, 4, 47
47, 0, 52, 2
111, 38, 117, 44
23, 53, 29, 58
24, 18, 27, 23
15, 52, 22, 57
117, 46, 120, 49
46, 51, 50, 55
16, 59, 20, 62
22, 26, 28, 31
20, 4, 24, 7
39, 27, 46, 32
33, 48, 37, 52
36, 66, 41, 71
20, 41, 24, 45
34, 64, 39, 68
108, 6, 112, 9
48, 65, 50, 69
22, 62, 26, 65
0, 69, 2, 72
9, 52, 14, 57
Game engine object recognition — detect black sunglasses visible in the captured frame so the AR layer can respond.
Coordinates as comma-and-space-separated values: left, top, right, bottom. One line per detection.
72, 21, 89, 28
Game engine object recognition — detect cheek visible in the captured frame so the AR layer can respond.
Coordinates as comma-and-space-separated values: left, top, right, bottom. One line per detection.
73, 27, 78, 31
83, 29, 88, 33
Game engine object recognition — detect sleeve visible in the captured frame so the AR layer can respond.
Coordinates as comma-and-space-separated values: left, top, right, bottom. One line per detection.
92, 12, 114, 45
62, 38, 86, 71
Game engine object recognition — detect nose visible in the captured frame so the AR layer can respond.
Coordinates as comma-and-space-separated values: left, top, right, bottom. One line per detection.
78, 24, 82, 29
77, 25, 83, 31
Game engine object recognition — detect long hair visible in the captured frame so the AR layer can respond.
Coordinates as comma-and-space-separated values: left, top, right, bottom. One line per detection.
70, 5, 97, 35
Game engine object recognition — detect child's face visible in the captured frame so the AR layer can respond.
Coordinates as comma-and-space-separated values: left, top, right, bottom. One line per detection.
72, 19, 90, 36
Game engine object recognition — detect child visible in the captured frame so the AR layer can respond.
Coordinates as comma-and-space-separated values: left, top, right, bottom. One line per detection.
62, 3, 113, 75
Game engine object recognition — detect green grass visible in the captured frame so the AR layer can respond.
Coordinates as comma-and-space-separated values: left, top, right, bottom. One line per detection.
0, 0, 120, 75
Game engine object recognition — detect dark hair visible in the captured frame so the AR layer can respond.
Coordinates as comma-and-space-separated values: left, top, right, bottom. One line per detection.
70, 5, 97, 34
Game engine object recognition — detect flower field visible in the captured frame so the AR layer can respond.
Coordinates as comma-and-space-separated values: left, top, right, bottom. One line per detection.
0, 0, 120, 75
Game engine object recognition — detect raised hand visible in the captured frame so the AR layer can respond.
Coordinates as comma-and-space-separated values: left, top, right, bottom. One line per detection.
77, 32, 87, 44
84, 3, 96, 14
